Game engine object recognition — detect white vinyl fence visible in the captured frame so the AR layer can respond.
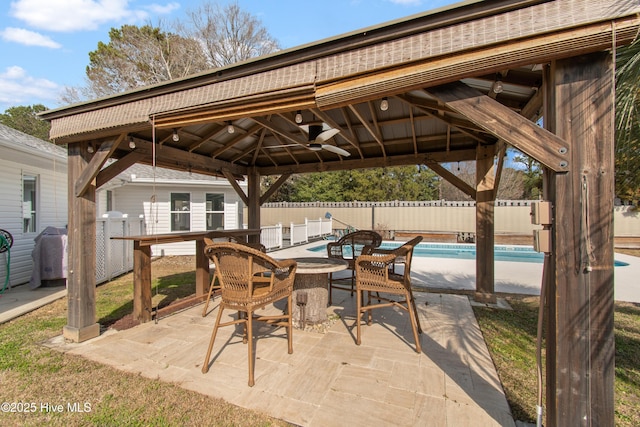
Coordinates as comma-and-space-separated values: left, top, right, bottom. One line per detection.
95, 214, 145, 284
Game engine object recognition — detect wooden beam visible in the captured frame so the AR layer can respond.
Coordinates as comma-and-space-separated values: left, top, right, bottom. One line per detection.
63, 142, 100, 342
258, 149, 478, 176
545, 52, 615, 427
132, 137, 247, 177
260, 173, 291, 205
95, 150, 145, 189
222, 170, 249, 206
425, 160, 476, 199
427, 81, 569, 172
247, 169, 261, 243
75, 135, 123, 197
475, 143, 497, 303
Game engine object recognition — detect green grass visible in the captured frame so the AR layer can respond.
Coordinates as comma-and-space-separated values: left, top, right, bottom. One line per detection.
474, 297, 640, 425
0, 257, 290, 427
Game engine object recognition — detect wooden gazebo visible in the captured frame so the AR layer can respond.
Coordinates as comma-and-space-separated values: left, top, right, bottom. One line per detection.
39, 0, 640, 425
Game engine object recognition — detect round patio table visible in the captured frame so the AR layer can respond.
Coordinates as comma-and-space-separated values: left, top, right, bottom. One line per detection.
291, 257, 348, 328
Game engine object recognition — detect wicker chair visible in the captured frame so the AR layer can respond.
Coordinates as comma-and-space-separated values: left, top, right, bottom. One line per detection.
354, 236, 423, 353
326, 230, 382, 305
202, 236, 267, 317
201, 242, 297, 386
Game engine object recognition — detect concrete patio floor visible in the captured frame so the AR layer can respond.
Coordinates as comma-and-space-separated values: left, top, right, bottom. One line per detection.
47, 287, 515, 427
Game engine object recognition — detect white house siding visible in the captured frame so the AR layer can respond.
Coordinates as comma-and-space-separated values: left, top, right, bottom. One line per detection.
0, 126, 67, 287
106, 182, 245, 256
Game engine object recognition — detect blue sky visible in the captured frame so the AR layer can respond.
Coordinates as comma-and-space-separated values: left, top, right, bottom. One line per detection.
0, 0, 459, 112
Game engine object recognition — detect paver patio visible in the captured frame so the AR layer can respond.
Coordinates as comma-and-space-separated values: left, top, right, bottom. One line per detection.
47, 288, 515, 427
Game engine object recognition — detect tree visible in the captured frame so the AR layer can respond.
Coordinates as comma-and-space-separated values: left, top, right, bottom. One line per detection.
62, 1, 281, 104
0, 104, 51, 141
512, 151, 542, 199
261, 166, 439, 203
83, 24, 209, 99
615, 36, 640, 201
183, 1, 280, 68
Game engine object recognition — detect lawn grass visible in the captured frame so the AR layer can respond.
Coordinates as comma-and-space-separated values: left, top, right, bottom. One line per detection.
0, 257, 291, 427
474, 297, 640, 425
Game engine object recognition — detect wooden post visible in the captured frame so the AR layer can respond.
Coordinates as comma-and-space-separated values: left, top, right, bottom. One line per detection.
475, 144, 496, 303
545, 52, 615, 426
132, 241, 152, 322
63, 142, 100, 342
247, 168, 261, 244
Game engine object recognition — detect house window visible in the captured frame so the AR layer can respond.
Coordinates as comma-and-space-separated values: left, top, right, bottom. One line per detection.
23, 174, 37, 233
170, 193, 190, 231
106, 190, 113, 212
206, 193, 225, 230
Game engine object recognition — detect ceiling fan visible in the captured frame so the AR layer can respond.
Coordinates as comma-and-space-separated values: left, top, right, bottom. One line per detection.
266, 122, 350, 157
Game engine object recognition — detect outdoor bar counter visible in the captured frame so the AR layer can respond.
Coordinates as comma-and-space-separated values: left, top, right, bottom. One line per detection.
113, 229, 260, 323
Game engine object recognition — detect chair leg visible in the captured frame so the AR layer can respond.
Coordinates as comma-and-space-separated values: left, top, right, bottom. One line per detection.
202, 303, 225, 373
410, 293, 423, 334
287, 294, 293, 354
201, 275, 217, 317
356, 288, 362, 345
405, 292, 422, 353
247, 309, 255, 387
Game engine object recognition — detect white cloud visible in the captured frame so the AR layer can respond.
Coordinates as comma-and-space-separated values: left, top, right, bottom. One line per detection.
8, 0, 178, 32
0, 66, 60, 106
145, 2, 180, 15
388, 0, 422, 5
1, 27, 61, 48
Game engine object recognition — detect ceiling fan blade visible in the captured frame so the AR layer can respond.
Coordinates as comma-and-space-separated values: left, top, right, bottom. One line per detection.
321, 144, 350, 157
315, 128, 340, 143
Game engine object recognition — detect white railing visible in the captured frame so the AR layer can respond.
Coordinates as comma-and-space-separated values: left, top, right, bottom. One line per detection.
95, 213, 145, 284
307, 217, 323, 238
260, 223, 283, 250
290, 222, 308, 246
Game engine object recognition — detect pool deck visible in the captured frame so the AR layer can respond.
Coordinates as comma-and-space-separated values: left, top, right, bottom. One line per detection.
275, 241, 640, 304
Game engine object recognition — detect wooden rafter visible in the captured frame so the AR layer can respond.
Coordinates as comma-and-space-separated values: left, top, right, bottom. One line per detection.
211, 123, 262, 159
398, 93, 493, 144
348, 104, 386, 158
188, 123, 226, 152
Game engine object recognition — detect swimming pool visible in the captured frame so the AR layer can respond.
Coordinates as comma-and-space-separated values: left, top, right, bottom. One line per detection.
309, 242, 630, 266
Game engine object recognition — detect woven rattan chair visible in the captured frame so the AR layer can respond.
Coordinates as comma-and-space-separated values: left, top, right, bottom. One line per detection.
202, 236, 266, 317
354, 236, 423, 353
326, 230, 382, 305
201, 242, 296, 386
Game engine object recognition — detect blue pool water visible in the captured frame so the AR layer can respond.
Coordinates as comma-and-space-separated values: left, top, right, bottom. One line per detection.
310, 242, 630, 266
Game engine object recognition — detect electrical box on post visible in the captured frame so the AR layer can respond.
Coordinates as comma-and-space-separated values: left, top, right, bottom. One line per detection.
530, 201, 552, 225
533, 229, 551, 253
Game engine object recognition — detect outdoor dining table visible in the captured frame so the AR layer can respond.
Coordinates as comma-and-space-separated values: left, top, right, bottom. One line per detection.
112, 229, 260, 323
289, 257, 348, 328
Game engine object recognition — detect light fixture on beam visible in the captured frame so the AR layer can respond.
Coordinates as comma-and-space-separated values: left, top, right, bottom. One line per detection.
87, 145, 94, 154
380, 97, 389, 111
172, 129, 180, 142
129, 136, 136, 149
294, 110, 303, 124
227, 121, 235, 134
492, 74, 504, 94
